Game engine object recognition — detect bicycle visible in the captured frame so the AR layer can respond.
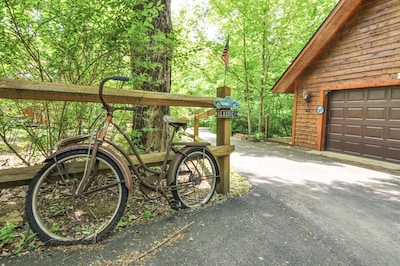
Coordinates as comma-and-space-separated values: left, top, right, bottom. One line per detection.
25, 76, 220, 245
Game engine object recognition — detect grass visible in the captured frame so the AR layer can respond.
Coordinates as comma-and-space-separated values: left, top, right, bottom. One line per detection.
230, 170, 252, 197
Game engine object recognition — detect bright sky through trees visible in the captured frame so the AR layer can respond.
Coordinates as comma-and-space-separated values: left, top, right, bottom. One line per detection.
171, 0, 219, 40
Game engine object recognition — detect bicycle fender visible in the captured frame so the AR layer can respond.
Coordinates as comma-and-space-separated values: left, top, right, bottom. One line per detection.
58, 134, 91, 148
166, 146, 215, 185
172, 142, 210, 147
45, 144, 133, 192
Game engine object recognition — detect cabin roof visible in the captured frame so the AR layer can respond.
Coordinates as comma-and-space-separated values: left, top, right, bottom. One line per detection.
271, 0, 363, 93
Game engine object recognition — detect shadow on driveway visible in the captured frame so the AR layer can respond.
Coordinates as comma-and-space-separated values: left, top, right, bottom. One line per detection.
2, 129, 399, 266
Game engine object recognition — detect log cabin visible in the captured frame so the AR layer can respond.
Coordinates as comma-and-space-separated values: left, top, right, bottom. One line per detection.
272, 0, 400, 164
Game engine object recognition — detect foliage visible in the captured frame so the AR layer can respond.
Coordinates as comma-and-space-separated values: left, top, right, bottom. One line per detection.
0, 222, 37, 254
0, 0, 164, 83
171, 0, 338, 136
0, 0, 339, 165
143, 205, 157, 221
0, 0, 167, 163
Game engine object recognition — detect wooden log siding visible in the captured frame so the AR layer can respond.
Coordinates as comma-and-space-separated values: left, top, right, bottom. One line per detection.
272, 0, 363, 94
293, 0, 400, 149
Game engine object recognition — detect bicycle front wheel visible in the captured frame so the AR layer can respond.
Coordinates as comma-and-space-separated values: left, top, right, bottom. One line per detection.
168, 146, 219, 208
25, 148, 128, 245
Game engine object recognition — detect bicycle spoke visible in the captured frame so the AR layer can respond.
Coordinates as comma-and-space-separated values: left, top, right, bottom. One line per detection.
169, 147, 219, 208
26, 149, 128, 245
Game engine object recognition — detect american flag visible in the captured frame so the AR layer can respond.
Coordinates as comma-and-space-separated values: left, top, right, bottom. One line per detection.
221, 38, 229, 70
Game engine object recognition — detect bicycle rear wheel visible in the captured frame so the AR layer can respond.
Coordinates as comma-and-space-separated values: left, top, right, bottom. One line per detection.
25, 148, 128, 245
168, 146, 219, 208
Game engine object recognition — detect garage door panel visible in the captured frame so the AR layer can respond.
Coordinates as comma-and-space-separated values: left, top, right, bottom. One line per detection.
345, 125, 361, 136
368, 88, 386, 101
366, 107, 385, 120
344, 141, 362, 154
330, 107, 344, 118
387, 147, 400, 163
365, 126, 384, 139
364, 144, 382, 158
392, 88, 400, 99
348, 90, 364, 101
331, 91, 346, 101
326, 139, 343, 151
327, 87, 400, 163
328, 123, 343, 134
347, 107, 363, 119
389, 107, 400, 120
389, 128, 400, 141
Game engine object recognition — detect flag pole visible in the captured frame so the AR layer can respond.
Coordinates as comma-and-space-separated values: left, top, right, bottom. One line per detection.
224, 66, 227, 88
221, 35, 230, 88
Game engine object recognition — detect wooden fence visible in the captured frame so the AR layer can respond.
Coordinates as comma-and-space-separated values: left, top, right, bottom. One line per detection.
0, 79, 234, 193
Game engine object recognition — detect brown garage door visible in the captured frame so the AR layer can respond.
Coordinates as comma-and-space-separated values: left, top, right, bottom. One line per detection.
326, 87, 400, 163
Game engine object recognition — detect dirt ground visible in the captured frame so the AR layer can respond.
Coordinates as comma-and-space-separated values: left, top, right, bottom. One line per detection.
0, 157, 251, 258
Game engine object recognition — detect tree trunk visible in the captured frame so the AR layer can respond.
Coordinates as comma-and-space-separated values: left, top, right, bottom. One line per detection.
242, 24, 252, 135
131, 0, 172, 152
258, 22, 268, 133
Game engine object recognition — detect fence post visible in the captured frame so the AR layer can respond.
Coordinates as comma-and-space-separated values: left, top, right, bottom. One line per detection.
216, 86, 231, 194
193, 109, 199, 142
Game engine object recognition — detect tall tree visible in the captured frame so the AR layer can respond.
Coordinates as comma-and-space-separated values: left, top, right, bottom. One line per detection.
0, 0, 167, 161
131, 0, 173, 152
207, 0, 338, 136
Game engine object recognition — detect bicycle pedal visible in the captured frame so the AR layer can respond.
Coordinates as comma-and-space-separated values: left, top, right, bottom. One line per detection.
170, 200, 182, 210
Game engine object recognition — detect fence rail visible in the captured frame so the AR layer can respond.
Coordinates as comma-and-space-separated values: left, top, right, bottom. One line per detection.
0, 79, 215, 107
0, 79, 233, 193
0, 145, 234, 189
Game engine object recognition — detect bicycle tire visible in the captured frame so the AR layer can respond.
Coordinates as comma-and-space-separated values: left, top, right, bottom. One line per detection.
168, 146, 219, 208
25, 148, 128, 245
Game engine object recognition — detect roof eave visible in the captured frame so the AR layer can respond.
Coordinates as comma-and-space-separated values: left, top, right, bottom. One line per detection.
271, 0, 364, 94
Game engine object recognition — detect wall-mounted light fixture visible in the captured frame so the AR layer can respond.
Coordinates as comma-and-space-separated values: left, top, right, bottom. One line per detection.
303, 91, 311, 103
303, 91, 311, 112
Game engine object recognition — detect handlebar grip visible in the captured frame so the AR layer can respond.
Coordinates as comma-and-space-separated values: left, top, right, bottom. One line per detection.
111, 76, 130, 81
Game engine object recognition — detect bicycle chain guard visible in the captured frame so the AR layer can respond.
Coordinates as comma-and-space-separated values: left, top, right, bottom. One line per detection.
139, 174, 159, 195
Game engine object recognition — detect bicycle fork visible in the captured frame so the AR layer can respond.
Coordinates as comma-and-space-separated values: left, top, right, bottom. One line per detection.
75, 115, 111, 197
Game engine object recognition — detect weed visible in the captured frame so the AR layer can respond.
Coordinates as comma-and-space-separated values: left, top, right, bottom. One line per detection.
1, 222, 17, 246
254, 132, 265, 139
143, 205, 156, 221
117, 211, 135, 228
51, 223, 60, 233
0, 222, 37, 255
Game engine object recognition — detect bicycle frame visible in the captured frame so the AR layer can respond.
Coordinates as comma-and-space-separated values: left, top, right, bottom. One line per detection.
52, 109, 211, 197
48, 76, 213, 199
26, 76, 220, 246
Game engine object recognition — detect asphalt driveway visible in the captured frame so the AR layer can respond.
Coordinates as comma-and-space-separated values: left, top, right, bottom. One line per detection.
2, 129, 400, 265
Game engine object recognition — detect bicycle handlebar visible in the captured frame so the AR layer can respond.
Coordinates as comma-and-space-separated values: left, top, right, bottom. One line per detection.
99, 76, 130, 111
111, 76, 130, 82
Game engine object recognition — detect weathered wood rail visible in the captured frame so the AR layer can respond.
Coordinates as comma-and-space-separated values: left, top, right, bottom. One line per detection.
0, 145, 234, 189
0, 79, 215, 107
0, 79, 234, 193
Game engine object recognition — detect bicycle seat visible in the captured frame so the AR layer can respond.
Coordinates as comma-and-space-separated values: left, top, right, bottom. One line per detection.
163, 115, 189, 129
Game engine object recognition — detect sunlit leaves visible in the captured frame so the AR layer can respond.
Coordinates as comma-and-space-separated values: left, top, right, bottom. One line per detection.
0, 0, 164, 85
172, 0, 338, 136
